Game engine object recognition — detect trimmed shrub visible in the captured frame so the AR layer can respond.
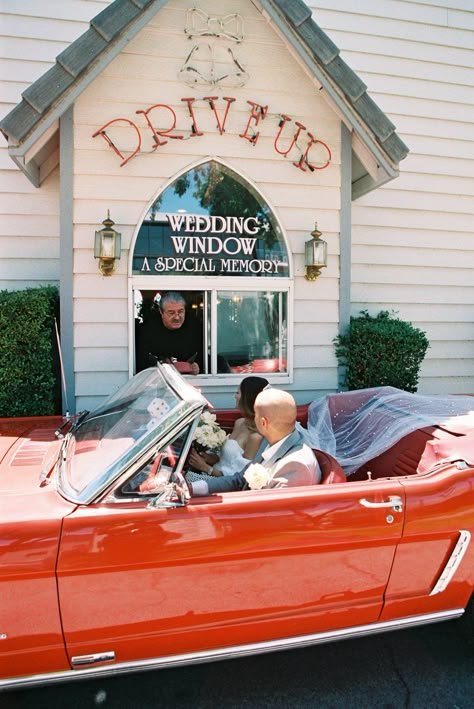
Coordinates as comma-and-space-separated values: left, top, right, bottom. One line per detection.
334, 310, 429, 393
0, 286, 61, 416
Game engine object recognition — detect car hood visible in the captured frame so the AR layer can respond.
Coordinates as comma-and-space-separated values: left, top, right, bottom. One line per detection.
0, 416, 76, 521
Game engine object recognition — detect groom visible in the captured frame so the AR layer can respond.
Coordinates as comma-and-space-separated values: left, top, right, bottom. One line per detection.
190, 388, 321, 496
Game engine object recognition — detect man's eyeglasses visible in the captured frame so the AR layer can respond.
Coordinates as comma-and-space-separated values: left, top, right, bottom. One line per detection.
163, 309, 185, 317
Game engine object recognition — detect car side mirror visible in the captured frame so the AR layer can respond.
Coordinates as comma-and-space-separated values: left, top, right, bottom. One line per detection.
147, 481, 187, 508
147, 468, 190, 509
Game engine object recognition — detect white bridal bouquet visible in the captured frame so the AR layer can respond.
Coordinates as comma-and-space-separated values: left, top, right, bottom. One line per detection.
244, 463, 272, 490
192, 411, 228, 453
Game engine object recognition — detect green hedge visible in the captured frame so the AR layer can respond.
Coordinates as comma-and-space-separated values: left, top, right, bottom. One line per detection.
0, 286, 61, 417
334, 310, 429, 393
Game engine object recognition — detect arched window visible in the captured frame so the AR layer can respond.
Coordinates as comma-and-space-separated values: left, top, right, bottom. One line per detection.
133, 160, 289, 277
132, 161, 291, 380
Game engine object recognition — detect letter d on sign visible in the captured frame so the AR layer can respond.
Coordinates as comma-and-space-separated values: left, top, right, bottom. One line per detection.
92, 119, 142, 167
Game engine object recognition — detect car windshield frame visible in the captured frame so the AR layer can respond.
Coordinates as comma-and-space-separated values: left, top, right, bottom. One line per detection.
58, 364, 207, 504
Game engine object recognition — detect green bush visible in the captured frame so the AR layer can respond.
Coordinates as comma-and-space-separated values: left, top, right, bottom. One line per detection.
334, 310, 429, 393
0, 286, 61, 416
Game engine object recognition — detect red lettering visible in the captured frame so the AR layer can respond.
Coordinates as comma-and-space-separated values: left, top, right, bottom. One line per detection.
239, 100, 268, 144
274, 115, 306, 156
181, 97, 203, 136
136, 104, 183, 148
203, 96, 236, 135
91, 97, 332, 173
293, 132, 332, 172
92, 118, 141, 167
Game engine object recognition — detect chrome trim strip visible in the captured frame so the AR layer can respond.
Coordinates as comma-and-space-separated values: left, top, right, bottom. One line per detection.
430, 530, 471, 596
0, 608, 464, 691
71, 652, 115, 667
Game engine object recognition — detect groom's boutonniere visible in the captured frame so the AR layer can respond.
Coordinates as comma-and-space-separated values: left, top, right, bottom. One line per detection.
244, 463, 271, 490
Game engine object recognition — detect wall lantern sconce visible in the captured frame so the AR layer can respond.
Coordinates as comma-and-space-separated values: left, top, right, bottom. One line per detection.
305, 222, 327, 281
94, 211, 121, 276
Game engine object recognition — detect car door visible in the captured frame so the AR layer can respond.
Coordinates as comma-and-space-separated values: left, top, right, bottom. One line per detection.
57, 476, 405, 668
381, 461, 474, 623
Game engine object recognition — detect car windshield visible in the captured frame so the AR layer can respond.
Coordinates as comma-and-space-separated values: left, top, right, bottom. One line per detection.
59, 364, 205, 503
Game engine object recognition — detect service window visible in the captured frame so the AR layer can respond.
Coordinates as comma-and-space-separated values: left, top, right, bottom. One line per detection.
132, 161, 291, 379
213, 290, 287, 374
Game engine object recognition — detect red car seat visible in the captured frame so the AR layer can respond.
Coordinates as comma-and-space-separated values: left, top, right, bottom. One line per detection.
313, 449, 346, 484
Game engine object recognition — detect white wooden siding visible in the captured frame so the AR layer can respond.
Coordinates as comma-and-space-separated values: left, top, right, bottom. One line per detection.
0, 1, 109, 290
310, 0, 474, 394
71, 0, 342, 410
1, 0, 473, 406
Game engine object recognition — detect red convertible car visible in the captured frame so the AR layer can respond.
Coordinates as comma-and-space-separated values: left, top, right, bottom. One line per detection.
0, 364, 473, 690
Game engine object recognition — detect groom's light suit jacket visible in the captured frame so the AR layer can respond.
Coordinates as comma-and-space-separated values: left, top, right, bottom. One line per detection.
206, 428, 321, 493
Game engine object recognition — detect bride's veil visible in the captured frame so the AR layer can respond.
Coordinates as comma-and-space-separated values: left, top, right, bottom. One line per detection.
298, 386, 474, 475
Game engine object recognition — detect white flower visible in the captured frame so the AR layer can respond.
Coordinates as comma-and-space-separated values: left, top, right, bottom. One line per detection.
200, 411, 217, 425
244, 463, 271, 490
193, 413, 227, 452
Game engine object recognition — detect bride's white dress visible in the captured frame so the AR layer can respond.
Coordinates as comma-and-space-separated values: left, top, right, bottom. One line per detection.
186, 438, 249, 483
215, 438, 249, 475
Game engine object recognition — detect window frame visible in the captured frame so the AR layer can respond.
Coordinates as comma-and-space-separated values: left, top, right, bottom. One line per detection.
131, 159, 291, 281
129, 276, 293, 387
128, 158, 294, 387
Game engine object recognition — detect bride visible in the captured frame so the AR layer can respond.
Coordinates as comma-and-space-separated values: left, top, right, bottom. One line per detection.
187, 375, 269, 481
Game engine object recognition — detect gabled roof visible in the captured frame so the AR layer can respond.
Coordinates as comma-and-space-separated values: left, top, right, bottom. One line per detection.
0, 0, 408, 197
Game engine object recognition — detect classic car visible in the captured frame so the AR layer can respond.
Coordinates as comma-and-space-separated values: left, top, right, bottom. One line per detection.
1, 364, 473, 691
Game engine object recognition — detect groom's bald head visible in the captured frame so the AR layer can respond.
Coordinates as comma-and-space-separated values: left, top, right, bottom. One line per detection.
254, 388, 297, 444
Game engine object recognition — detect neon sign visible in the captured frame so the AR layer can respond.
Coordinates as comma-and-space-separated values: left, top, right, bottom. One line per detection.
93, 96, 331, 173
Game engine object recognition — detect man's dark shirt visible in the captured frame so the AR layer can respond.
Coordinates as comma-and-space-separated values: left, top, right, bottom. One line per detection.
136, 313, 203, 372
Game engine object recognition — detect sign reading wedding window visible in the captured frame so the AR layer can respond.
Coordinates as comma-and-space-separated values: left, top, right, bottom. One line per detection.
132, 161, 289, 277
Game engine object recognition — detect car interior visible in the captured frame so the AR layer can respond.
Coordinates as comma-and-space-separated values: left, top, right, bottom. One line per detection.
214, 405, 470, 484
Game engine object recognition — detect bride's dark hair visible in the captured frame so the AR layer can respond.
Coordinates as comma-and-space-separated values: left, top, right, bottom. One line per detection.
239, 376, 269, 426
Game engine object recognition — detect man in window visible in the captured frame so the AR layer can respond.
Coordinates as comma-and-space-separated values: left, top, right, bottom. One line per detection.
138, 291, 203, 375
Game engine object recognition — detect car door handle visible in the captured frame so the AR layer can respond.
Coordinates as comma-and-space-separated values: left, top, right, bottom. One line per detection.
359, 495, 403, 512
